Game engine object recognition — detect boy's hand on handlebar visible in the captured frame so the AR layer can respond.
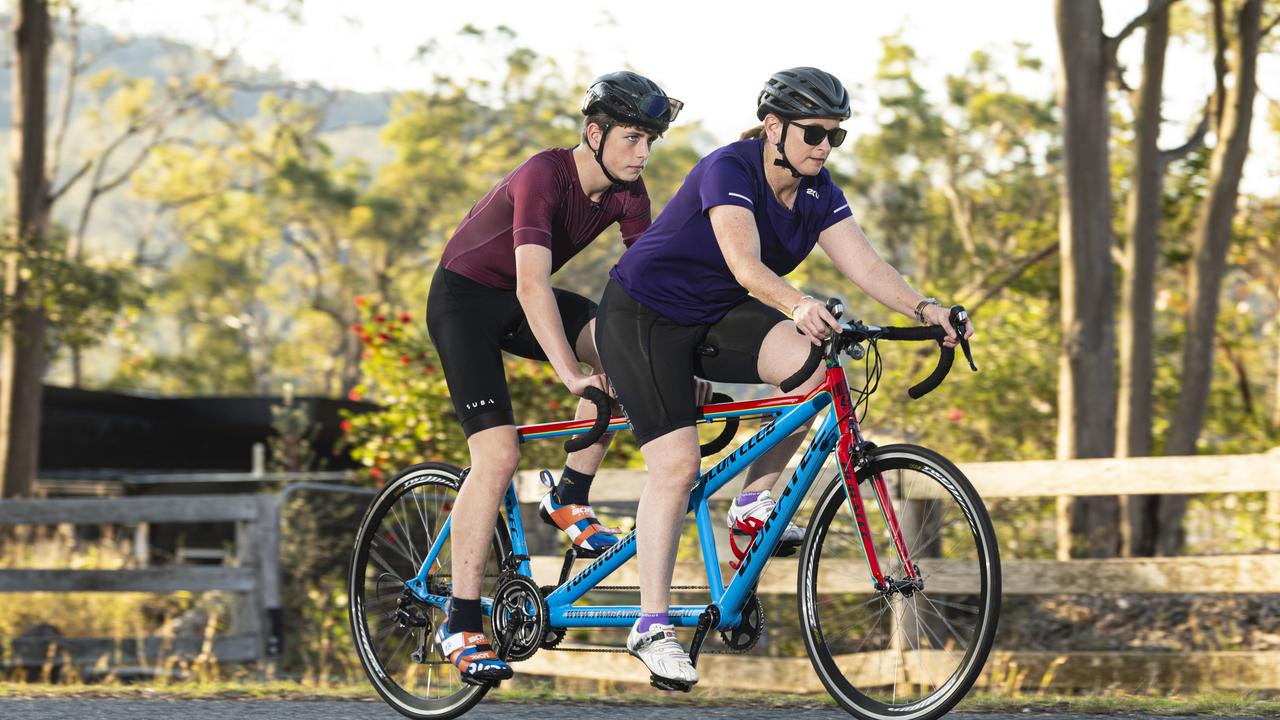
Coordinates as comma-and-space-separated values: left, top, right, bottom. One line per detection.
565, 372, 613, 399
694, 378, 714, 406
921, 303, 974, 348
794, 298, 843, 346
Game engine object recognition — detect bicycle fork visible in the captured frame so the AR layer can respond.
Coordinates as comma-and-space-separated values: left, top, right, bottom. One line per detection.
830, 366, 923, 597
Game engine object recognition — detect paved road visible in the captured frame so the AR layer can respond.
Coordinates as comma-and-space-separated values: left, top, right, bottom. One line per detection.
0, 701, 1272, 720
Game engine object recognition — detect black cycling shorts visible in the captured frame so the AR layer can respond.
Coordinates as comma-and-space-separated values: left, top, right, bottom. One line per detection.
426, 265, 596, 437
595, 278, 789, 447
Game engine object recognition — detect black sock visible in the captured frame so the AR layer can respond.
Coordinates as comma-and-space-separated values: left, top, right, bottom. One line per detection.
449, 596, 483, 634
553, 466, 595, 507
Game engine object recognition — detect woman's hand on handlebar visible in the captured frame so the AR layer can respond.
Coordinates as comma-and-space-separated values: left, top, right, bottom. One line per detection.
794, 298, 844, 346
564, 372, 614, 399
921, 303, 974, 348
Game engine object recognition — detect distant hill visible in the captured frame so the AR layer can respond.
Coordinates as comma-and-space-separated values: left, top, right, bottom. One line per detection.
0, 14, 394, 132
0, 14, 396, 256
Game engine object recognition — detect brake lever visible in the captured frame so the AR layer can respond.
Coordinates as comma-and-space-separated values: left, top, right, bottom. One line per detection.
950, 305, 978, 372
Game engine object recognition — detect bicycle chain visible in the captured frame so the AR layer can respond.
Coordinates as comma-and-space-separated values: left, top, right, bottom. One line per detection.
545, 643, 753, 656
590, 585, 708, 592
542, 583, 758, 657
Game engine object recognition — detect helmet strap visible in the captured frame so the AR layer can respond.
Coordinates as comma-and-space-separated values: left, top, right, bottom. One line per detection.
590, 121, 626, 187
771, 120, 803, 179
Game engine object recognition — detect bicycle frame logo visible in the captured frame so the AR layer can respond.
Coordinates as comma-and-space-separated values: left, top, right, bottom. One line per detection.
701, 419, 781, 487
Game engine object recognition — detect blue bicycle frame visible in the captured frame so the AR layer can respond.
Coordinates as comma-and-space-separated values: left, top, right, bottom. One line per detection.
405, 388, 842, 632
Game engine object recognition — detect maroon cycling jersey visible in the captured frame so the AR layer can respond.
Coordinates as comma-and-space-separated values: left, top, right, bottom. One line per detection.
440, 148, 651, 290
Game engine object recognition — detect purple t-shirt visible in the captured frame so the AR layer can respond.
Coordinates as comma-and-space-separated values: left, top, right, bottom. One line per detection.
611, 139, 853, 325
442, 148, 650, 290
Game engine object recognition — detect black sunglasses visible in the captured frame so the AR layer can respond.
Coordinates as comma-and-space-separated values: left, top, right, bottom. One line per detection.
790, 121, 847, 148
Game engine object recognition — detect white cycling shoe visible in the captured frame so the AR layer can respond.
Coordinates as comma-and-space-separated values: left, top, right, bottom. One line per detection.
626, 621, 699, 691
727, 490, 805, 554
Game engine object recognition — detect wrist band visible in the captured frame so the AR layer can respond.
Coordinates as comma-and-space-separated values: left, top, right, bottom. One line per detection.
790, 295, 815, 318
914, 297, 941, 324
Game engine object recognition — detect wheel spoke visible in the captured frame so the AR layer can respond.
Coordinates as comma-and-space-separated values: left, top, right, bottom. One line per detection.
375, 522, 419, 570
390, 505, 423, 569
368, 546, 407, 580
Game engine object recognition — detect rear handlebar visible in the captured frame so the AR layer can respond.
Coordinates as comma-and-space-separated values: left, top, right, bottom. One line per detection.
563, 386, 612, 453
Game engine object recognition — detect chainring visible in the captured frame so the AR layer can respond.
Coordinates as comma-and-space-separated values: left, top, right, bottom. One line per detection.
719, 593, 765, 652
490, 573, 548, 662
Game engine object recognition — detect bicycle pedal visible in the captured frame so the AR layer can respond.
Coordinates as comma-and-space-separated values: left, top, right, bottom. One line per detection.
773, 541, 800, 558
650, 675, 693, 693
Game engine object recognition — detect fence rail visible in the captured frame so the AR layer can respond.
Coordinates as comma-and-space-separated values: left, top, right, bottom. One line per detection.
526, 554, 1280, 595
512, 448, 1280, 501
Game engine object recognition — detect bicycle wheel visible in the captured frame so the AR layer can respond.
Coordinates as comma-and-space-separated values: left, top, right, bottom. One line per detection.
349, 462, 512, 720
798, 444, 1000, 720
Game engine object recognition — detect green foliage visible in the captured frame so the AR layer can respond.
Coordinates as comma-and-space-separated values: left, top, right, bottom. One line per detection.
117, 29, 705, 401
277, 489, 365, 677
0, 228, 140, 358
268, 383, 323, 473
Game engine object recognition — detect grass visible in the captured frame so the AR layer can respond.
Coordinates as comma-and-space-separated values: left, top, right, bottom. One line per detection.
0, 680, 1278, 715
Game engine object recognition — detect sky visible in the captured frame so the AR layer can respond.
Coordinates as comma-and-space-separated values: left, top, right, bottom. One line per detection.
80, 0, 1276, 188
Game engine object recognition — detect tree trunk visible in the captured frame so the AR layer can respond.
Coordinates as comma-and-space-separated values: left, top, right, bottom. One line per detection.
1118, 0, 1171, 558
1055, 0, 1120, 558
1160, 0, 1262, 554
1, 1, 52, 500
1273, 288, 1280, 431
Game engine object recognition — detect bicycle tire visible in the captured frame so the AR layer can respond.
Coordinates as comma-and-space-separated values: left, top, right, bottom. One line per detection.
349, 462, 512, 719
798, 444, 1000, 720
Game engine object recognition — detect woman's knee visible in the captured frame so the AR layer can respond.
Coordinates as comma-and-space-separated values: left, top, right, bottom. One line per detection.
640, 430, 702, 491
760, 321, 824, 390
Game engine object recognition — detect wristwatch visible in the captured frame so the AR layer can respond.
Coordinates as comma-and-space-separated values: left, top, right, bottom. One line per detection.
914, 297, 942, 324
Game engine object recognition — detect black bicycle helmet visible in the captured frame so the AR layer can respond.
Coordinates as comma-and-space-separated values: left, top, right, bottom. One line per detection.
580, 71, 682, 186
581, 71, 683, 134
756, 67, 851, 121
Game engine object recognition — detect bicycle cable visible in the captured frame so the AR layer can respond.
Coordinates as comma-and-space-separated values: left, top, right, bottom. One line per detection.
847, 337, 883, 424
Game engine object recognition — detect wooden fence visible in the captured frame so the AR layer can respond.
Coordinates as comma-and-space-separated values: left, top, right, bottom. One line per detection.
0, 494, 282, 673
3, 449, 1277, 691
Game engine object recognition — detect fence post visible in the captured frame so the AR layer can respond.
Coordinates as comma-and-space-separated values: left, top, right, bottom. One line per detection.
258, 494, 283, 673
133, 522, 150, 568
234, 510, 263, 665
